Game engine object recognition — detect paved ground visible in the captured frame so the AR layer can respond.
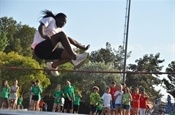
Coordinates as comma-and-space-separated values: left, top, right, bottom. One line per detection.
0, 109, 86, 115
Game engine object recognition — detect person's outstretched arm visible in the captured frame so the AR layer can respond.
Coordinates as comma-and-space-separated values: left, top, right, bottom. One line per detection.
68, 37, 90, 51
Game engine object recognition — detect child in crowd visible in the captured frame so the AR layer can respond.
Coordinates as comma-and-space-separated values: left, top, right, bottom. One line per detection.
39, 98, 45, 111
73, 91, 82, 113
96, 99, 103, 115
132, 87, 140, 115
31, 80, 42, 111
109, 81, 117, 115
17, 95, 23, 109
101, 86, 112, 115
122, 87, 132, 115
89, 86, 100, 115
114, 84, 123, 115
139, 90, 149, 115
52, 84, 64, 112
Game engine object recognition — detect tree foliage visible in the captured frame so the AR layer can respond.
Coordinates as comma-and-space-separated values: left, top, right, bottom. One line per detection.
89, 42, 131, 70
126, 53, 164, 99
0, 31, 8, 52
162, 61, 175, 97
0, 17, 36, 57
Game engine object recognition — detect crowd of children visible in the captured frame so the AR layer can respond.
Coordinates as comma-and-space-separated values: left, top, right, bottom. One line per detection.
0, 79, 23, 110
1, 79, 175, 115
89, 82, 150, 115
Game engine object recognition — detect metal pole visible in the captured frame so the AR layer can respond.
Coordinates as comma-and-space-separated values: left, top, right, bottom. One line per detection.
123, 0, 131, 84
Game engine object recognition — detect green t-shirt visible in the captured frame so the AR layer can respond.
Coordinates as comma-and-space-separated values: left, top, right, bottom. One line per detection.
53, 90, 64, 104
64, 86, 74, 99
74, 95, 81, 105
17, 98, 23, 105
97, 99, 103, 110
89, 92, 100, 105
122, 93, 131, 105
0, 87, 10, 98
32, 85, 42, 99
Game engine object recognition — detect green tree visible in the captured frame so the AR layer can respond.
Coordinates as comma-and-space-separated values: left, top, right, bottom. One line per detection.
0, 17, 21, 53
0, 31, 8, 51
14, 25, 36, 57
162, 61, 175, 97
0, 51, 50, 98
0, 17, 35, 57
126, 53, 164, 99
89, 42, 131, 70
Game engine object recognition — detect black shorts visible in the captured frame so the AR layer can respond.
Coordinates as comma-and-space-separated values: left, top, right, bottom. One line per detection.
64, 98, 73, 110
73, 105, 79, 112
32, 95, 39, 101
90, 104, 97, 113
34, 39, 64, 60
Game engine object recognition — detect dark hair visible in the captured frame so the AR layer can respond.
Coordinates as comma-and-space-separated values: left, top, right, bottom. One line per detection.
42, 10, 67, 19
36, 80, 40, 83
1, 80, 9, 90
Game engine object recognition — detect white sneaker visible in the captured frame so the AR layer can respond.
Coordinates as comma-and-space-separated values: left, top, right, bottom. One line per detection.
46, 62, 59, 76
72, 52, 88, 66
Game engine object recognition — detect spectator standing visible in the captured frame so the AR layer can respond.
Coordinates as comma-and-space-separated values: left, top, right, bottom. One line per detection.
96, 99, 103, 115
31, 80, 42, 111
17, 95, 23, 109
131, 87, 140, 115
89, 86, 100, 115
109, 81, 117, 115
73, 91, 82, 114
64, 81, 75, 113
122, 87, 132, 115
52, 84, 64, 112
9, 80, 19, 109
114, 84, 123, 115
101, 86, 112, 115
0, 80, 10, 109
139, 90, 149, 115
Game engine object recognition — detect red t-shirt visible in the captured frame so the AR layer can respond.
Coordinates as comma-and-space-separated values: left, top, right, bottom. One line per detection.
110, 87, 117, 100
140, 95, 148, 108
132, 93, 140, 108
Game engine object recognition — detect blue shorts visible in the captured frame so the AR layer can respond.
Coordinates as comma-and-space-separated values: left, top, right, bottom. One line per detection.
115, 104, 122, 108
111, 100, 115, 109
122, 105, 130, 110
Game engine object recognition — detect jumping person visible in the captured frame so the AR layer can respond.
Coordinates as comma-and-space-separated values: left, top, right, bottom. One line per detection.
31, 10, 90, 76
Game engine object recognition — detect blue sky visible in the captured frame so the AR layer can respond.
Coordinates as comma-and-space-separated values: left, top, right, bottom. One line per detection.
0, 0, 174, 100
0, 0, 174, 70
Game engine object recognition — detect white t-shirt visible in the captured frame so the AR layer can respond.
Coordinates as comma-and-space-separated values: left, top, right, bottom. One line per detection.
31, 17, 63, 49
101, 93, 112, 107
114, 90, 123, 104
9, 85, 19, 99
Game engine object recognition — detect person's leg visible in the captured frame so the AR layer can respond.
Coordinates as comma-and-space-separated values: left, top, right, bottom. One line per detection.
52, 103, 57, 112
13, 99, 17, 109
106, 107, 110, 115
30, 100, 34, 110
64, 98, 68, 113
57, 104, 61, 112
50, 32, 76, 60
69, 100, 73, 113
143, 108, 146, 115
36, 100, 40, 111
